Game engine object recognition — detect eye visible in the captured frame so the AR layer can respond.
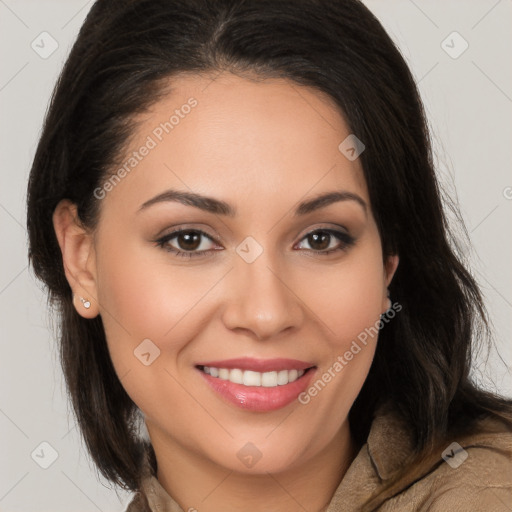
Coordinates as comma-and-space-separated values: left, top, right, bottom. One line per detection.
295, 228, 355, 255
155, 229, 219, 259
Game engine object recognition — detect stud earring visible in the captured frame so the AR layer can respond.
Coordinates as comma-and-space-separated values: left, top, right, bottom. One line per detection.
80, 297, 91, 309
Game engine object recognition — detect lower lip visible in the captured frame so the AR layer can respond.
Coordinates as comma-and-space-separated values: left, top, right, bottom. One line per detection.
197, 368, 316, 412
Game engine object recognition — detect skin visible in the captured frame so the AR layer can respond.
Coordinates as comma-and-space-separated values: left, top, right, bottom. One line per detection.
53, 72, 398, 512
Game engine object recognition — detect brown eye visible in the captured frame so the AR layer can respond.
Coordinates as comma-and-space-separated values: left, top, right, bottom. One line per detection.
306, 231, 331, 251
175, 231, 202, 251
296, 229, 355, 254
155, 229, 219, 258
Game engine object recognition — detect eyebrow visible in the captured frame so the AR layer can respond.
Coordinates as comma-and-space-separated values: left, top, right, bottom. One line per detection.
138, 189, 367, 216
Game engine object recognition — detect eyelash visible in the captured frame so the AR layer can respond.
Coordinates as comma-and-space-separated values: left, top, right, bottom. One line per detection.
154, 228, 356, 259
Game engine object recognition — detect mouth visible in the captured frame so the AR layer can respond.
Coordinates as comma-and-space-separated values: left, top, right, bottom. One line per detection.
195, 358, 317, 411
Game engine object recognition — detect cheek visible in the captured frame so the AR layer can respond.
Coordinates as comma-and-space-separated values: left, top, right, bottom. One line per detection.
302, 246, 385, 349
294, 252, 385, 444
93, 233, 216, 376
93, 241, 215, 418
295, 238, 385, 414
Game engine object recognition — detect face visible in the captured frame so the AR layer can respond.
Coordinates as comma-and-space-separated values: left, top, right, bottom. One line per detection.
55, 72, 398, 476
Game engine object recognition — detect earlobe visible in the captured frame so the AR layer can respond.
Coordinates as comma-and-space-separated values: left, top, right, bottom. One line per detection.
52, 199, 99, 318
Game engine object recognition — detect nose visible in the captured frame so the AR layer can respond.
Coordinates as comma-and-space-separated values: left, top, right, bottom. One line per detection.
220, 253, 304, 341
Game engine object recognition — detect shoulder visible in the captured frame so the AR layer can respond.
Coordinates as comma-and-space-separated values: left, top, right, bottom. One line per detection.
423, 415, 512, 511
382, 413, 512, 511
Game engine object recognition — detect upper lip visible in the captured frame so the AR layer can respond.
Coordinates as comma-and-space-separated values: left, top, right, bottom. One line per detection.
195, 357, 315, 372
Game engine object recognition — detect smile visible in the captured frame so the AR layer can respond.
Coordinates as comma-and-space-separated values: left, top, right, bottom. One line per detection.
195, 357, 317, 411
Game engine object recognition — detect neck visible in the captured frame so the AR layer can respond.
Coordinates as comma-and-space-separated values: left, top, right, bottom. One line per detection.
148, 420, 358, 512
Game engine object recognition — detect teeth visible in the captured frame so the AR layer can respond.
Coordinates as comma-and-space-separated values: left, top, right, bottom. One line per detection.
230, 368, 243, 384
277, 370, 289, 385
261, 371, 277, 387
243, 370, 261, 386
201, 366, 306, 387
218, 368, 230, 380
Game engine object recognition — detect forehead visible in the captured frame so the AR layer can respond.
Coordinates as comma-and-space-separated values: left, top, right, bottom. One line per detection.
102, 72, 369, 216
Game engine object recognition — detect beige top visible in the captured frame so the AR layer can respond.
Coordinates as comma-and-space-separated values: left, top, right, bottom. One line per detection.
126, 405, 512, 511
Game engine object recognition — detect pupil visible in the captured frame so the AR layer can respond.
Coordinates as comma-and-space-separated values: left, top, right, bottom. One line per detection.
179, 231, 200, 251
309, 231, 330, 251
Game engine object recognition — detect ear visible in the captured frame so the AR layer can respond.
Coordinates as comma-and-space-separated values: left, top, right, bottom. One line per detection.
52, 199, 99, 318
381, 253, 399, 314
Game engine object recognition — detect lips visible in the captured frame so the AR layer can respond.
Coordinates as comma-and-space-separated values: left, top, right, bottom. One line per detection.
195, 357, 317, 412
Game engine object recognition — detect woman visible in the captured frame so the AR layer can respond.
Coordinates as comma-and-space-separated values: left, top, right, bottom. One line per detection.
26, 0, 512, 510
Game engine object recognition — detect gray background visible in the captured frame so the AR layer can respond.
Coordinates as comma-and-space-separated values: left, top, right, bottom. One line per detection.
1, 1, 511, 510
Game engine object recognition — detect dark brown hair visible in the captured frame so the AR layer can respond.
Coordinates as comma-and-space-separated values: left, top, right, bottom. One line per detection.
26, 0, 511, 507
